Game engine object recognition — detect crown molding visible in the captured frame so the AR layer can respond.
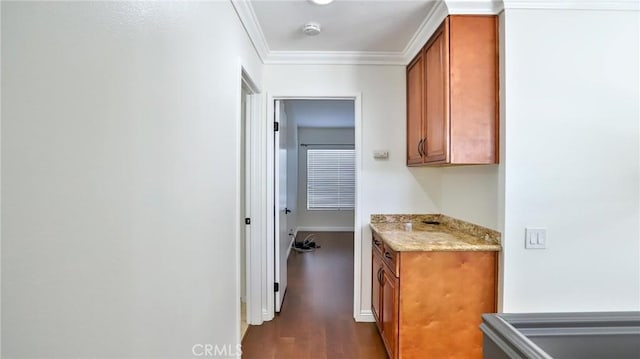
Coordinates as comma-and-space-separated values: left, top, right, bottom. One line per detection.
446, 0, 505, 14
402, 0, 449, 64
233, 0, 638, 66
502, 0, 640, 11
265, 51, 406, 65
403, 1, 504, 63
230, 0, 270, 63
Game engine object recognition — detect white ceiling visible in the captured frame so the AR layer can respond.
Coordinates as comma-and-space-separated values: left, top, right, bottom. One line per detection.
250, 0, 437, 52
233, 0, 456, 64
284, 100, 354, 128
233, 1, 632, 64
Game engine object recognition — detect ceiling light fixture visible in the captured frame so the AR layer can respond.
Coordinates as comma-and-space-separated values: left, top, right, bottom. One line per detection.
309, 0, 334, 5
302, 22, 321, 36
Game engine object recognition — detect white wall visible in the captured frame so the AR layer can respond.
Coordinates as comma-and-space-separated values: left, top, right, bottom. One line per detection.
501, 9, 640, 312
264, 65, 441, 319
297, 127, 355, 231
2, 2, 262, 358
440, 166, 499, 229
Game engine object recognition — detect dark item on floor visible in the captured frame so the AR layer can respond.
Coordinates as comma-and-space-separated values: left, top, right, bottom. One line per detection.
292, 233, 321, 253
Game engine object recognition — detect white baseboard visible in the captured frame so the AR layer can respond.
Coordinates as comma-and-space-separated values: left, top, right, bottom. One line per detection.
355, 309, 375, 323
262, 308, 273, 322
296, 226, 355, 232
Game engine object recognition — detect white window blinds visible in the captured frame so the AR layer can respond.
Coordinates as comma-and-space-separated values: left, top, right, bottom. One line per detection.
307, 149, 355, 210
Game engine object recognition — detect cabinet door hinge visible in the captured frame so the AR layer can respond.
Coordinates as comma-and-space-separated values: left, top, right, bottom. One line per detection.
244, 218, 251, 225
274, 122, 279, 132
274, 282, 279, 292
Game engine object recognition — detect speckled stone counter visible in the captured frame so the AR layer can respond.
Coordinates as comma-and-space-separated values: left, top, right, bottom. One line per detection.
370, 214, 501, 252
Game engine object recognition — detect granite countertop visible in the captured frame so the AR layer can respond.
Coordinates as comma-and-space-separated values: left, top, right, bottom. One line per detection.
369, 214, 501, 252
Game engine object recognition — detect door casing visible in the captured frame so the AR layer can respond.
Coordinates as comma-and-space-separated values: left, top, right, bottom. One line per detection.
237, 65, 264, 336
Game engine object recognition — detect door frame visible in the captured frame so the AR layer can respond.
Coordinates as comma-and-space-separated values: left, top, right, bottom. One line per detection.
264, 93, 363, 321
237, 65, 264, 333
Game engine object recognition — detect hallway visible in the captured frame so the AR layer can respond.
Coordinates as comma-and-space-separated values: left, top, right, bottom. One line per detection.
241, 232, 387, 359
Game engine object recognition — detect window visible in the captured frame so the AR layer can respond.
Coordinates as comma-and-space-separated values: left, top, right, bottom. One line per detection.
306, 149, 355, 210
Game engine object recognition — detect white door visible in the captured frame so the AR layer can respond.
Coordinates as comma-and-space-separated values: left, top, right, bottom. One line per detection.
274, 100, 288, 312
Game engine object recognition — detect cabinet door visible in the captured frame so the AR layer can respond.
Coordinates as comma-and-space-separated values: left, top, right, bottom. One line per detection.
406, 52, 424, 165
381, 269, 399, 359
424, 21, 450, 163
372, 252, 383, 330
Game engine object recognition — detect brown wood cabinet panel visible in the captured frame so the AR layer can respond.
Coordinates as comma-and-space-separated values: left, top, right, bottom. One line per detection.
382, 246, 399, 277
406, 53, 424, 165
381, 267, 399, 359
424, 21, 450, 164
398, 251, 497, 359
449, 15, 498, 164
372, 252, 383, 330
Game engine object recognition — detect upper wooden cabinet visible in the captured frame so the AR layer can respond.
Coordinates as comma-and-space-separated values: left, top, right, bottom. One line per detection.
406, 51, 424, 165
424, 24, 449, 163
407, 15, 498, 166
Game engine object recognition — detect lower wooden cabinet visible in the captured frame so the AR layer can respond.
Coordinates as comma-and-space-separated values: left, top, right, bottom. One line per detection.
371, 234, 497, 359
381, 268, 399, 358
372, 252, 383, 330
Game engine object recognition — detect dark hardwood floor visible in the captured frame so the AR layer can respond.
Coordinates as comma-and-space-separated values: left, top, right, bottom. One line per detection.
242, 231, 388, 359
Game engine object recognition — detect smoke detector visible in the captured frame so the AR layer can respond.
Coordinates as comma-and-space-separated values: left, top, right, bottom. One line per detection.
302, 22, 321, 36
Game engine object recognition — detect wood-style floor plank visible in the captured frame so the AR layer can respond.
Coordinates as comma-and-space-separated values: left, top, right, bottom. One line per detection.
241, 232, 387, 359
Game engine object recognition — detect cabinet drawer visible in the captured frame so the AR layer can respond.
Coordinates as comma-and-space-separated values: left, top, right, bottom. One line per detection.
372, 233, 384, 256
382, 246, 399, 277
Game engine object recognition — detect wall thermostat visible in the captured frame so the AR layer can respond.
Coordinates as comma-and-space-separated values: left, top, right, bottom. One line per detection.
373, 151, 389, 160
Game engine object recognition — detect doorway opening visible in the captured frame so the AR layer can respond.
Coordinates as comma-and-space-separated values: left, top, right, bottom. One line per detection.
272, 99, 356, 314
241, 97, 386, 357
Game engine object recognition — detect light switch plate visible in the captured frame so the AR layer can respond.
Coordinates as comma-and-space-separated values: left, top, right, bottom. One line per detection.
525, 228, 546, 249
